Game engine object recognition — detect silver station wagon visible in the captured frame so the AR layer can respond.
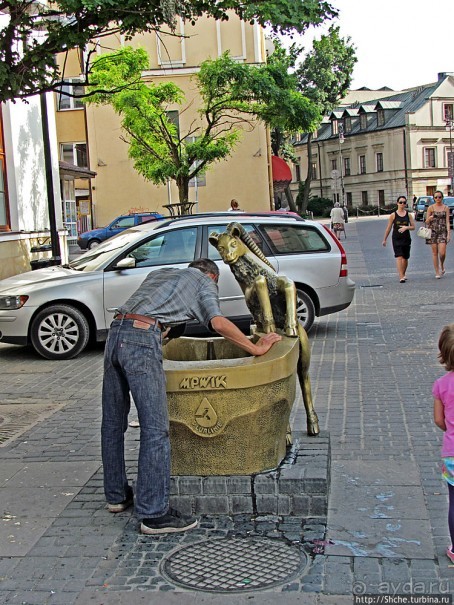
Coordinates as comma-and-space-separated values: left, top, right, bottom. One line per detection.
0, 213, 355, 359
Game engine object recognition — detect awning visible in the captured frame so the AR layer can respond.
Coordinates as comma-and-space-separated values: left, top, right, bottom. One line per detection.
59, 161, 97, 179
272, 156, 292, 192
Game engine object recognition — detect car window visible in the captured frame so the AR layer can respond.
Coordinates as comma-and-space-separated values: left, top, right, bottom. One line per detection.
259, 225, 329, 254
207, 224, 263, 261
138, 215, 158, 224
128, 227, 198, 267
111, 216, 135, 229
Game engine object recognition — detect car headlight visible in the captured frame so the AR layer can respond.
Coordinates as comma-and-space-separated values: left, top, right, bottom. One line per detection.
0, 295, 29, 310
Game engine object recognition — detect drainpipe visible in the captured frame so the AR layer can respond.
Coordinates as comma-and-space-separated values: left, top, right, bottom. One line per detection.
40, 93, 61, 264
266, 126, 274, 209
402, 127, 409, 197
317, 141, 323, 198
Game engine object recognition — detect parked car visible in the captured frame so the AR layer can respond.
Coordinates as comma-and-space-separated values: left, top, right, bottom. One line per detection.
441, 196, 454, 227
414, 196, 433, 221
0, 213, 355, 359
77, 212, 164, 250
422, 196, 454, 224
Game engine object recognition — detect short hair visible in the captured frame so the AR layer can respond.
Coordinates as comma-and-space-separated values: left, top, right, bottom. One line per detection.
230, 199, 239, 209
438, 324, 454, 371
189, 258, 219, 277
397, 195, 407, 203
334, 202, 340, 207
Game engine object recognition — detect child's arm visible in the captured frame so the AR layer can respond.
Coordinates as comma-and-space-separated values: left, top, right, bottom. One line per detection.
434, 398, 446, 431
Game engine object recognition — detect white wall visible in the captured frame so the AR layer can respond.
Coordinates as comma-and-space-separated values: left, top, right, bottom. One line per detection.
3, 93, 62, 232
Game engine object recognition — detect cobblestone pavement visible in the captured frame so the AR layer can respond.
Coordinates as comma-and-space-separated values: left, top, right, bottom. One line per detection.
0, 217, 453, 604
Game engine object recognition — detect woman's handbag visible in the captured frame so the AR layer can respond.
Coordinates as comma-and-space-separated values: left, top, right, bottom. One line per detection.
417, 226, 432, 239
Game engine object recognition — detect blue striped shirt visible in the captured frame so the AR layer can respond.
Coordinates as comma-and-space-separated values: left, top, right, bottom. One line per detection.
118, 267, 221, 327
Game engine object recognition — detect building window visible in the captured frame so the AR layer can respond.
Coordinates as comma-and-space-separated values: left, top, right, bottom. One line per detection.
377, 108, 385, 126
378, 190, 385, 205
346, 192, 352, 207
331, 158, 338, 171
295, 163, 301, 182
344, 116, 352, 133
57, 80, 85, 110
167, 110, 180, 137
360, 113, 367, 130
333, 193, 340, 204
311, 162, 317, 180
359, 155, 366, 174
331, 120, 338, 136
185, 135, 206, 187
423, 147, 436, 168
376, 152, 384, 172
61, 143, 88, 168
443, 103, 453, 122
344, 157, 351, 176
361, 191, 368, 205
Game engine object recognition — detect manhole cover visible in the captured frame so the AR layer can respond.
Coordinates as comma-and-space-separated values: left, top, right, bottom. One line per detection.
160, 536, 307, 593
0, 402, 63, 446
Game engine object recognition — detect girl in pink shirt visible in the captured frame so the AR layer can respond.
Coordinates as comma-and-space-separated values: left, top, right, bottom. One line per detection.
433, 324, 454, 563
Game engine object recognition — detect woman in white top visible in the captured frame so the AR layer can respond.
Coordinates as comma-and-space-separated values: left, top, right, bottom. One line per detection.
330, 202, 345, 239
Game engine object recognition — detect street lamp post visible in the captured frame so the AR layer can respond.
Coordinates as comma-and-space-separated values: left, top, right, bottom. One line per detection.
446, 118, 454, 194
338, 123, 345, 207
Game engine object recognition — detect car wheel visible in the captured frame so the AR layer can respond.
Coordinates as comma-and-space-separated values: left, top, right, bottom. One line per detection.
30, 304, 90, 360
296, 289, 315, 333
88, 239, 101, 250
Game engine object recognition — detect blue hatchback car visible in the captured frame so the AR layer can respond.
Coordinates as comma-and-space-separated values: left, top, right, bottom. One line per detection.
77, 212, 164, 250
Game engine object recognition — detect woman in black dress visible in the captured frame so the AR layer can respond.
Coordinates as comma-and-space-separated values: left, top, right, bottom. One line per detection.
382, 195, 415, 283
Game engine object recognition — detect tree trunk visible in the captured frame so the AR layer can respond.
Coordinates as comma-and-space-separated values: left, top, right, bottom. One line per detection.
300, 132, 314, 214
177, 178, 192, 214
284, 185, 298, 213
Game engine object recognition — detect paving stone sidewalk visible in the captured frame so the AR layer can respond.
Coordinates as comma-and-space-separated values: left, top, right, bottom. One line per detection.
0, 217, 453, 604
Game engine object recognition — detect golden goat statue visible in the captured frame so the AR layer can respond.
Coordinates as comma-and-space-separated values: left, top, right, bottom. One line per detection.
209, 222, 319, 437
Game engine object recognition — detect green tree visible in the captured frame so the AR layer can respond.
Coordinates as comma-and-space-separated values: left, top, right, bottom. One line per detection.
0, 0, 336, 103
295, 25, 357, 213
86, 47, 320, 209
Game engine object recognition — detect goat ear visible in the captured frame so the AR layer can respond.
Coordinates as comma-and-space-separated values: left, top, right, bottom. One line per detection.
208, 232, 220, 248
227, 222, 241, 237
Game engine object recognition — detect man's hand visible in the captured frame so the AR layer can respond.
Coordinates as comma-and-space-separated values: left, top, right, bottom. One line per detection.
253, 332, 282, 356
211, 315, 281, 356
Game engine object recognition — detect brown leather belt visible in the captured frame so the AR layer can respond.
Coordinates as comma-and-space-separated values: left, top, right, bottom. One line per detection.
114, 313, 162, 330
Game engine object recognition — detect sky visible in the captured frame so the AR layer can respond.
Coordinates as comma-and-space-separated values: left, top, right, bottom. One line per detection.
289, 0, 453, 91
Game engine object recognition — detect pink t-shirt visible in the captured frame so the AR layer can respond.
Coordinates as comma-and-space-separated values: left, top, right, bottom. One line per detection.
433, 371, 454, 457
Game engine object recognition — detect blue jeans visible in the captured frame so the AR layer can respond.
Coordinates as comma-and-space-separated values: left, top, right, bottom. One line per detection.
101, 319, 170, 519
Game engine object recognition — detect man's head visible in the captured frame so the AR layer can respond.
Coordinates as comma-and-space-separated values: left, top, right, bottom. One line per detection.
189, 258, 219, 283
230, 199, 239, 210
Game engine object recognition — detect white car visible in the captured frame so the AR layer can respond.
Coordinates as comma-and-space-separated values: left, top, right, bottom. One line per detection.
0, 213, 355, 359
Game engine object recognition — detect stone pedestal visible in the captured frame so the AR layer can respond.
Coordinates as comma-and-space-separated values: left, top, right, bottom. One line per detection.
168, 431, 330, 519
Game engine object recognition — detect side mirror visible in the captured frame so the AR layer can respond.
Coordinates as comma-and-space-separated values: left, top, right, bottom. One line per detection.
114, 257, 136, 270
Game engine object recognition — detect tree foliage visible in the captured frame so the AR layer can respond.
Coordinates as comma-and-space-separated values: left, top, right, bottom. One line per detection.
295, 26, 357, 213
0, 0, 336, 102
86, 47, 320, 207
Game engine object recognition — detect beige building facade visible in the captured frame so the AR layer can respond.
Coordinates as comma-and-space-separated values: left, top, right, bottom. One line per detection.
56, 15, 272, 233
292, 73, 454, 208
